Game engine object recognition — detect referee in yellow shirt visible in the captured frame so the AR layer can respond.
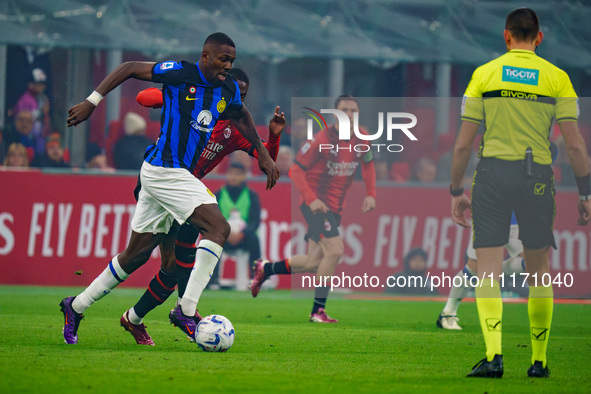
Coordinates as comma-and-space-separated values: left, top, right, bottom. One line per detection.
450, 8, 591, 378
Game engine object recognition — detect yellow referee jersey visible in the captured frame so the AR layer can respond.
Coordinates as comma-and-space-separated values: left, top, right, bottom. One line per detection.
461, 49, 579, 164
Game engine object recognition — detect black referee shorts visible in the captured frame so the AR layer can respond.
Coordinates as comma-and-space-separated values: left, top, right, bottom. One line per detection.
472, 158, 556, 250
300, 204, 341, 242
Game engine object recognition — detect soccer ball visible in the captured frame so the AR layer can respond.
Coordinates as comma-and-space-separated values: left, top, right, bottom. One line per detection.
195, 315, 235, 352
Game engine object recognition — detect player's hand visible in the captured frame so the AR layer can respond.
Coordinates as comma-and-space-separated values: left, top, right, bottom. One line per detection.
310, 199, 329, 214
257, 149, 280, 190
67, 101, 96, 127
269, 106, 286, 136
137, 87, 164, 108
577, 200, 591, 225
227, 231, 245, 246
451, 194, 471, 228
361, 196, 376, 213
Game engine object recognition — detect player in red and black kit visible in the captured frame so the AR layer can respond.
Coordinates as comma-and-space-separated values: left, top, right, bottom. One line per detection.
250, 95, 377, 323
120, 68, 285, 344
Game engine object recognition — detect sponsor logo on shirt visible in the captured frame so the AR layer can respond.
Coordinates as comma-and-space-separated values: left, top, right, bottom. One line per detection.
500, 90, 538, 100
502, 66, 539, 86
201, 141, 225, 160
190, 110, 213, 133
326, 160, 359, 176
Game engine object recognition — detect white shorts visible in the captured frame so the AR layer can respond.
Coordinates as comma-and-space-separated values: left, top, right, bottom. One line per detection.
131, 162, 217, 234
467, 224, 522, 260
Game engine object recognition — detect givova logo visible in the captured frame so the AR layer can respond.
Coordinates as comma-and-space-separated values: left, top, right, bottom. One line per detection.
502, 66, 539, 86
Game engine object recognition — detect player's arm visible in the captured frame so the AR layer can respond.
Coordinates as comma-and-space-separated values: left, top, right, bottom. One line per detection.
291, 163, 328, 214
561, 122, 589, 177
264, 106, 285, 160
250, 106, 285, 161
361, 159, 377, 213
450, 120, 479, 227
355, 129, 376, 213
227, 104, 280, 190
559, 121, 591, 225
556, 72, 591, 225
451, 69, 482, 227
67, 61, 156, 127
291, 139, 328, 214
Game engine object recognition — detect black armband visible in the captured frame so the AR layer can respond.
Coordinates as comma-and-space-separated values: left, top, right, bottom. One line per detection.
449, 184, 464, 197
575, 174, 591, 196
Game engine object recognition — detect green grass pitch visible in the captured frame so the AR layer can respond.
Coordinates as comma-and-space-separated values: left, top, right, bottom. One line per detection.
0, 286, 589, 393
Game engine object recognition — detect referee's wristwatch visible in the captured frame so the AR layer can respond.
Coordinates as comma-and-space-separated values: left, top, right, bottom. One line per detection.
449, 184, 464, 197
580, 194, 591, 201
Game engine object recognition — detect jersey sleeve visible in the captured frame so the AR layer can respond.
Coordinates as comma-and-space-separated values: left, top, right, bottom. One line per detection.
250, 138, 280, 161
461, 66, 484, 124
290, 161, 318, 204
151, 61, 187, 85
356, 128, 374, 163
555, 69, 579, 123
361, 160, 377, 198
292, 135, 323, 204
263, 132, 281, 161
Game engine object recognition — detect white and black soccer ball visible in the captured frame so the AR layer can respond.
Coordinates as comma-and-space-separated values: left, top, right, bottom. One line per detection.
195, 315, 235, 352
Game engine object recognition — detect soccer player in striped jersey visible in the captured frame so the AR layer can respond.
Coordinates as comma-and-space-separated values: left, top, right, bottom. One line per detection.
60, 33, 280, 345
250, 95, 377, 323
119, 69, 285, 344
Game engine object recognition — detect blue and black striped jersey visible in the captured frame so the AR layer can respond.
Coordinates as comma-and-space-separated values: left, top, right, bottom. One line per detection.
144, 60, 242, 172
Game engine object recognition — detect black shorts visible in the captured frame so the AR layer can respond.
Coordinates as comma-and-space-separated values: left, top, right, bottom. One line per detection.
472, 158, 556, 250
300, 204, 341, 242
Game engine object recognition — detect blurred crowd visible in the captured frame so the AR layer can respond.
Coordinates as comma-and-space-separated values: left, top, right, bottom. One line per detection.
1, 46, 587, 189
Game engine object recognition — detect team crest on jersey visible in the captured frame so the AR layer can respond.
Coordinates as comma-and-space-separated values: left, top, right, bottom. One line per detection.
324, 219, 331, 232
224, 127, 232, 139
217, 98, 227, 113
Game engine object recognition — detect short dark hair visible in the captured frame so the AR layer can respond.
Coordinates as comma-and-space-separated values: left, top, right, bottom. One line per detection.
334, 94, 359, 109
229, 68, 249, 85
506, 8, 539, 42
204, 32, 235, 48
403, 247, 428, 271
